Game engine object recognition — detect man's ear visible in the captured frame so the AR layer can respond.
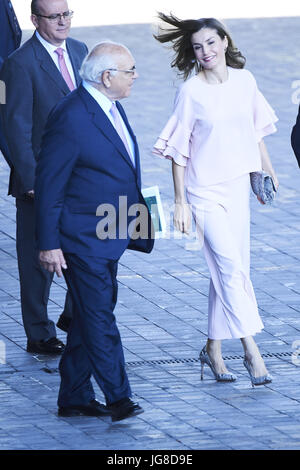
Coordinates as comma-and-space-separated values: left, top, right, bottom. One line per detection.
31, 14, 39, 30
102, 70, 111, 88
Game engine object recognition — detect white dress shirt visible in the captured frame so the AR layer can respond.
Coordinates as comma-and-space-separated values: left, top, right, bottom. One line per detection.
82, 80, 135, 165
35, 31, 77, 87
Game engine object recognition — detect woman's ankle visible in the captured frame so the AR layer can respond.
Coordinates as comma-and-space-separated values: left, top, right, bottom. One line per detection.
206, 339, 222, 354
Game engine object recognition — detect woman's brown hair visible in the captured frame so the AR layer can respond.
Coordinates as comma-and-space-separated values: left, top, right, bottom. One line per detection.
154, 12, 246, 80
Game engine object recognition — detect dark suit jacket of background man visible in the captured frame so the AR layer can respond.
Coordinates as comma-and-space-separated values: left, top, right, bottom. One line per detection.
0, 0, 21, 69
0, 32, 88, 198
291, 106, 300, 168
0, 0, 22, 161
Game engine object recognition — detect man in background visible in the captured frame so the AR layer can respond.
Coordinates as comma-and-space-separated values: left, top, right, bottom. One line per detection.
0, 0, 88, 354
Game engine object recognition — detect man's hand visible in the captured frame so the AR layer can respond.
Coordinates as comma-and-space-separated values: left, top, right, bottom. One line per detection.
27, 190, 34, 198
39, 249, 67, 278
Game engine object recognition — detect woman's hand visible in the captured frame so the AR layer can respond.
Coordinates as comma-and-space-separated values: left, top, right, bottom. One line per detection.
257, 173, 279, 205
174, 202, 192, 234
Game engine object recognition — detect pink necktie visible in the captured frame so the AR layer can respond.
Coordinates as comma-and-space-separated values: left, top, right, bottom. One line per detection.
55, 47, 75, 91
110, 102, 135, 166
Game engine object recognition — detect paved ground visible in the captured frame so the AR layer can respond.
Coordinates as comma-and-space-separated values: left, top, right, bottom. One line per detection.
1, 17, 300, 451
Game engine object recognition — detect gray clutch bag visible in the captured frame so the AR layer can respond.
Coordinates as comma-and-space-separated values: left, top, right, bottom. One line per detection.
250, 171, 277, 204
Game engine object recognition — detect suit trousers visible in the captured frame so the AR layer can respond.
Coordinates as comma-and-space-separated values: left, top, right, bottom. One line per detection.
58, 253, 131, 407
187, 173, 264, 340
16, 198, 72, 341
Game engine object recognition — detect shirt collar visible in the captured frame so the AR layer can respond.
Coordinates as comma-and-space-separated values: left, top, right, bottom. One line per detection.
82, 80, 114, 115
35, 30, 67, 54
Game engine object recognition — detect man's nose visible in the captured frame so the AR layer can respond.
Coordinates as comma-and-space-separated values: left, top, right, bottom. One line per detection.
58, 14, 66, 24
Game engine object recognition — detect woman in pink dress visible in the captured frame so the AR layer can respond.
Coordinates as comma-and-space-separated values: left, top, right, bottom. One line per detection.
153, 13, 279, 387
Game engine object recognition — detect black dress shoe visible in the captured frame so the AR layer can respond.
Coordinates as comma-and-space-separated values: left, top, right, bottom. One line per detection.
56, 314, 72, 332
58, 399, 111, 417
109, 398, 144, 422
27, 337, 65, 354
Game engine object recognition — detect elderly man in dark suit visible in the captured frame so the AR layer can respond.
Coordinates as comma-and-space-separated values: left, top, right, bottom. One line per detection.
35, 42, 154, 421
0, 0, 22, 170
0, 0, 88, 354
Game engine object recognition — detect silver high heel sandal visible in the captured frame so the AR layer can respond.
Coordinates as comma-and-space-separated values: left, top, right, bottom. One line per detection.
243, 358, 272, 388
199, 346, 237, 382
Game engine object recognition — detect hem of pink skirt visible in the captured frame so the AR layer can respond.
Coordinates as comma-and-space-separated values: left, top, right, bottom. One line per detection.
208, 328, 263, 341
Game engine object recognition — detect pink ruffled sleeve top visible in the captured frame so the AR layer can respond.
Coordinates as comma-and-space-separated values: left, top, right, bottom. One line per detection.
153, 67, 278, 191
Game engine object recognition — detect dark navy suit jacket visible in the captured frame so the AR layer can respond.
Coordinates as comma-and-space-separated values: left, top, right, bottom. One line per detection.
35, 85, 154, 259
0, 33, 88, 198
0, 0, 21, 68
0, 0, 21, 169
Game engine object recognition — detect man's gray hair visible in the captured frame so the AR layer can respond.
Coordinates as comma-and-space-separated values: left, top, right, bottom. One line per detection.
79, 41, 130, 83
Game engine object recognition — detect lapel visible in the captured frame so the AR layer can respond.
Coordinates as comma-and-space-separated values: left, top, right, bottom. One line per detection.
78, 85, 138, 175
31, 33, 71, 95
66, 39, 82, 87
116, 101, 141, 186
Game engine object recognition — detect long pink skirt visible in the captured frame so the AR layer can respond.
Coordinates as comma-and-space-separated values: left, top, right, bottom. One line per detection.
186, 173, 264, 340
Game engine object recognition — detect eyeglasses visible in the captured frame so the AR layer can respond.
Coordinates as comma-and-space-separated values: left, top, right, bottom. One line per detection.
33, 10, 74, 23
107, 67, 137, 76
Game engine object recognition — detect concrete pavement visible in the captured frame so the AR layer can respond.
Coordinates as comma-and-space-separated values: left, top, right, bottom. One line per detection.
0, 17, 300, 450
